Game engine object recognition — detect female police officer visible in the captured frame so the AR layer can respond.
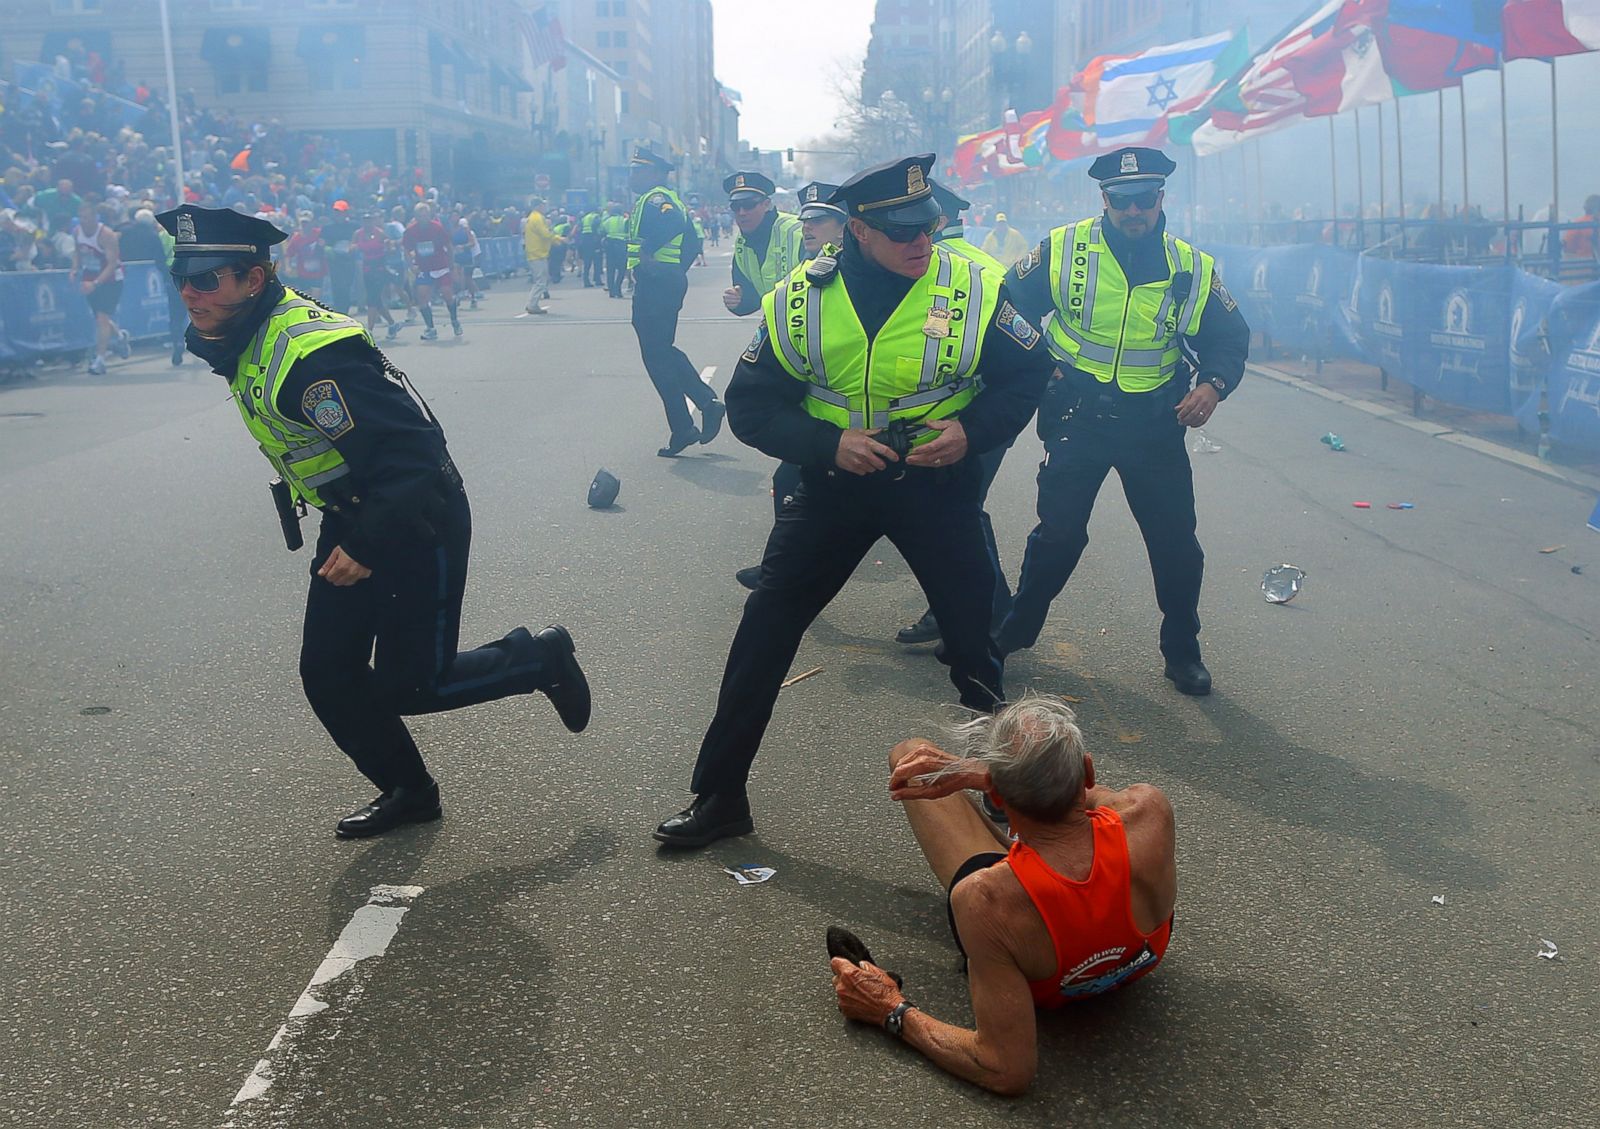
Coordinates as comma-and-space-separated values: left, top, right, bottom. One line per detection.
158, 204, 591, 838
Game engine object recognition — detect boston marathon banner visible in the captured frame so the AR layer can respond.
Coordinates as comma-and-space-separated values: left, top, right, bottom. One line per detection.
1205, 242, 1359, 362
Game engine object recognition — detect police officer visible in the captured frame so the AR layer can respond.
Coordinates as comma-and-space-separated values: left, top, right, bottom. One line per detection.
895, 179, 1016, 645
722, 171, 804, 316
653, 155, 1055, 848
627, 147, 725, 456
733, 180, 847, 591
158, 204, 592, 838
579, 205, 603, 287
993, 147, 1250, 696
601, 200, 628, 298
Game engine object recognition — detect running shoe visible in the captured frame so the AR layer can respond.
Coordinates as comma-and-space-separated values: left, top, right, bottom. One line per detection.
112, 329, 132, 359
420, 327, 438, 341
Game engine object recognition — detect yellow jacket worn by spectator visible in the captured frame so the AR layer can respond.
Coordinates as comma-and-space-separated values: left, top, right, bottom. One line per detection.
523, 209, 555, 261
981, 216, 1031, 268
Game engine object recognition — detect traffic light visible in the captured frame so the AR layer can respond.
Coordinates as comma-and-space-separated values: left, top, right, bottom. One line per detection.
786, 148, 795, 161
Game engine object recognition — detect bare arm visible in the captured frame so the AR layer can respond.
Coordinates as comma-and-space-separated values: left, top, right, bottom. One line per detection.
99, 227, 119, 282
832, 876, 1038, 1095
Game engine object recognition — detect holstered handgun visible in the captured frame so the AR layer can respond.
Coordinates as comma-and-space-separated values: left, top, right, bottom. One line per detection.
268, 477, 306, 552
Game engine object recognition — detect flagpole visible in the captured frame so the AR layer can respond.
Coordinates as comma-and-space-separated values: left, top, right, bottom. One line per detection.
1437, 89, 1445, 215
1550, 58, 1560, 234
1354, 110, 1365, 249
1329, 116, 1339, 240
157, 0, 185, 205
1377, 105, 1387, 238
1499, 60, 1510, 230
1254, 141, 1265, 233
1459, 82, 1469, 215
1394, 99, 1406, 225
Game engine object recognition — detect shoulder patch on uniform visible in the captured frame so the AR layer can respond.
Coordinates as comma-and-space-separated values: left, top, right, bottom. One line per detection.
1210, 274, 1238, 313
302, 380, 354, 439
995, 300, 1040, 349
742, 321, 769, 362
1013, 244, 1043, 279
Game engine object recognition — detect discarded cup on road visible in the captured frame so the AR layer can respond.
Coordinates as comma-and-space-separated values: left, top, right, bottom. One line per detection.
587, 468, 621, 509
1261, 564, 1306, 604
1321, 432, 1346, 452
1189, 430, 1222, 455
1387, 502, 1415, 509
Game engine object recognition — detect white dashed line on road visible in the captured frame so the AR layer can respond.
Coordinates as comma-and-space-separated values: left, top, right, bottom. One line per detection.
224, 884, 424, 1127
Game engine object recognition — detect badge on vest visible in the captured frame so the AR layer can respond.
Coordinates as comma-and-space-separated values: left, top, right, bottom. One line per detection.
302, 380, 354, 440
923, 307, 952, 339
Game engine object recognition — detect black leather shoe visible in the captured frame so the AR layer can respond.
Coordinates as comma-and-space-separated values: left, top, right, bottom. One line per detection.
653, 792, 753, 849
1164, 659, 1212, 696
895, 610, 941, 645
735, 565, 761, 590
657, 428, 701, 457
335, 781, 442, 839
535, 624, 591, 733
699, 400, 727, 444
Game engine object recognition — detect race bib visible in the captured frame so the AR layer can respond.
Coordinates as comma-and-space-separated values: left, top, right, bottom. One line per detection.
415, 241, 435, 257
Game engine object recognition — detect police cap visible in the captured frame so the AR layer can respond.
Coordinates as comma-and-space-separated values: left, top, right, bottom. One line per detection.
630, 146, 673, 173
723, 170, 775, 200
797, 181, 845, 221
1088, 147, 1177, 195
155, 203, 286, 276
927, 178, 970, 222
830, 154, 939, 225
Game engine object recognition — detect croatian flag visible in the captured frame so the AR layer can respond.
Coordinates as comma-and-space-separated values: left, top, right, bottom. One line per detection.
1085, 30, 1250, 148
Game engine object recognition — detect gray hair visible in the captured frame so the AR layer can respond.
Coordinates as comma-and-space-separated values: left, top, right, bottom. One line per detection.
947, 693, 1088, 820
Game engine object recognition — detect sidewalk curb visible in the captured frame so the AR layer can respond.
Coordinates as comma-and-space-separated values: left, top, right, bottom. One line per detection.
1246, 362, 1600, 496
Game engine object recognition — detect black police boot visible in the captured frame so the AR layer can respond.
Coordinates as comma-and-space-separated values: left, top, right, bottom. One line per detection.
699, 400, 727, 444
1163, 658, 1212, 696
534, 624, 591, 733
895, 610, 941, 645
653, 792, 753, 849
657, 428, 701, 457
335, 780, 442, 839
735, 565, 761, 590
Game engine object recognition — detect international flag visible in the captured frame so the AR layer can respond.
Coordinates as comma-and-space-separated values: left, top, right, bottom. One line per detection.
1503, 0, 1600, 58
517, 4, 568, 72
1080, 30, 1252, 149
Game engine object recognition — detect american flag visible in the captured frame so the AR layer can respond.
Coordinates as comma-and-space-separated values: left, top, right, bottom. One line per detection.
517, 3, 568, 72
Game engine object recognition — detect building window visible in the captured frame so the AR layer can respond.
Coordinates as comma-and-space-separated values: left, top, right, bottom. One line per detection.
596, 0, 609, 14
218, 68, 267, 95
596, 30, 610, 46
613, 61, 628, 76
620, 91, 630, 114
613, 30, 627, 46
311, 60, 361, 91
432, 62, 443, 98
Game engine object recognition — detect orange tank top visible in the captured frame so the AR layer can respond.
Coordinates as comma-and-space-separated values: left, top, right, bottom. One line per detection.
1006, 806, 1172, 1009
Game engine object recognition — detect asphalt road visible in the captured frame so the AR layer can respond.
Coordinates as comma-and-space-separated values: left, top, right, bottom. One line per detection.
1, 252, 1595, 1129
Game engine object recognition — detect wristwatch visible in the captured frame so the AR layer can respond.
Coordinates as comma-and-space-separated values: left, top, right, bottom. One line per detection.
884, 1000, 917, 1038
1205, 376, 1227, 396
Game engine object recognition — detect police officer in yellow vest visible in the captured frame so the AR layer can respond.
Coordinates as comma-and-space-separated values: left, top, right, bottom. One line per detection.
993, 147, 1250, 696
894, 178, 1017, 646
601, 201, 628, 298
722, 170, 804, 316
653, 154, 1055, 848
627, 147, 725, 456
157, 204, 591, 839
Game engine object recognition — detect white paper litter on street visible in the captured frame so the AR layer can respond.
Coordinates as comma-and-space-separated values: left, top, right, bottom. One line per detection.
1538, 938, 1559, 960
1431, 895, 1445, 905
723, 864, 776, 885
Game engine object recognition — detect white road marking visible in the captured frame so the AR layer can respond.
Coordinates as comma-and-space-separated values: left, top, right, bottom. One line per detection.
224, 884, 424, 1126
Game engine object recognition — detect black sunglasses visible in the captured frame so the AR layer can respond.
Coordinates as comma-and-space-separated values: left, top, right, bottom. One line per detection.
865, 217, 941, 243
729, 197, 767, 213
170, 267, 244, 293
1106, 189, 1162, 211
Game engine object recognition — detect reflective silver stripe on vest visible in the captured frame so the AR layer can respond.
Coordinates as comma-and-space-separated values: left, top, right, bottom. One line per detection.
1119, 345, 1171, 367
805, 284, 827, 385
1152, 236, 1179, 330
773, 309, 809, 376
804, 386, 862, 429
1176, 247, 1205, 332
918, 251, 954, 391
1055, 319, 1118, 363
887, 376, 980, 412
955, 256, 984, 377
281, 436, 335, 463
300, 464, 351, 490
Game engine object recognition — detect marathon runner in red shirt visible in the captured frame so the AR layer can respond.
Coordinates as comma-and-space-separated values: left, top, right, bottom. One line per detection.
354, 210, 400, 340
402, 202, 460, 340
283, 212, 328, 299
